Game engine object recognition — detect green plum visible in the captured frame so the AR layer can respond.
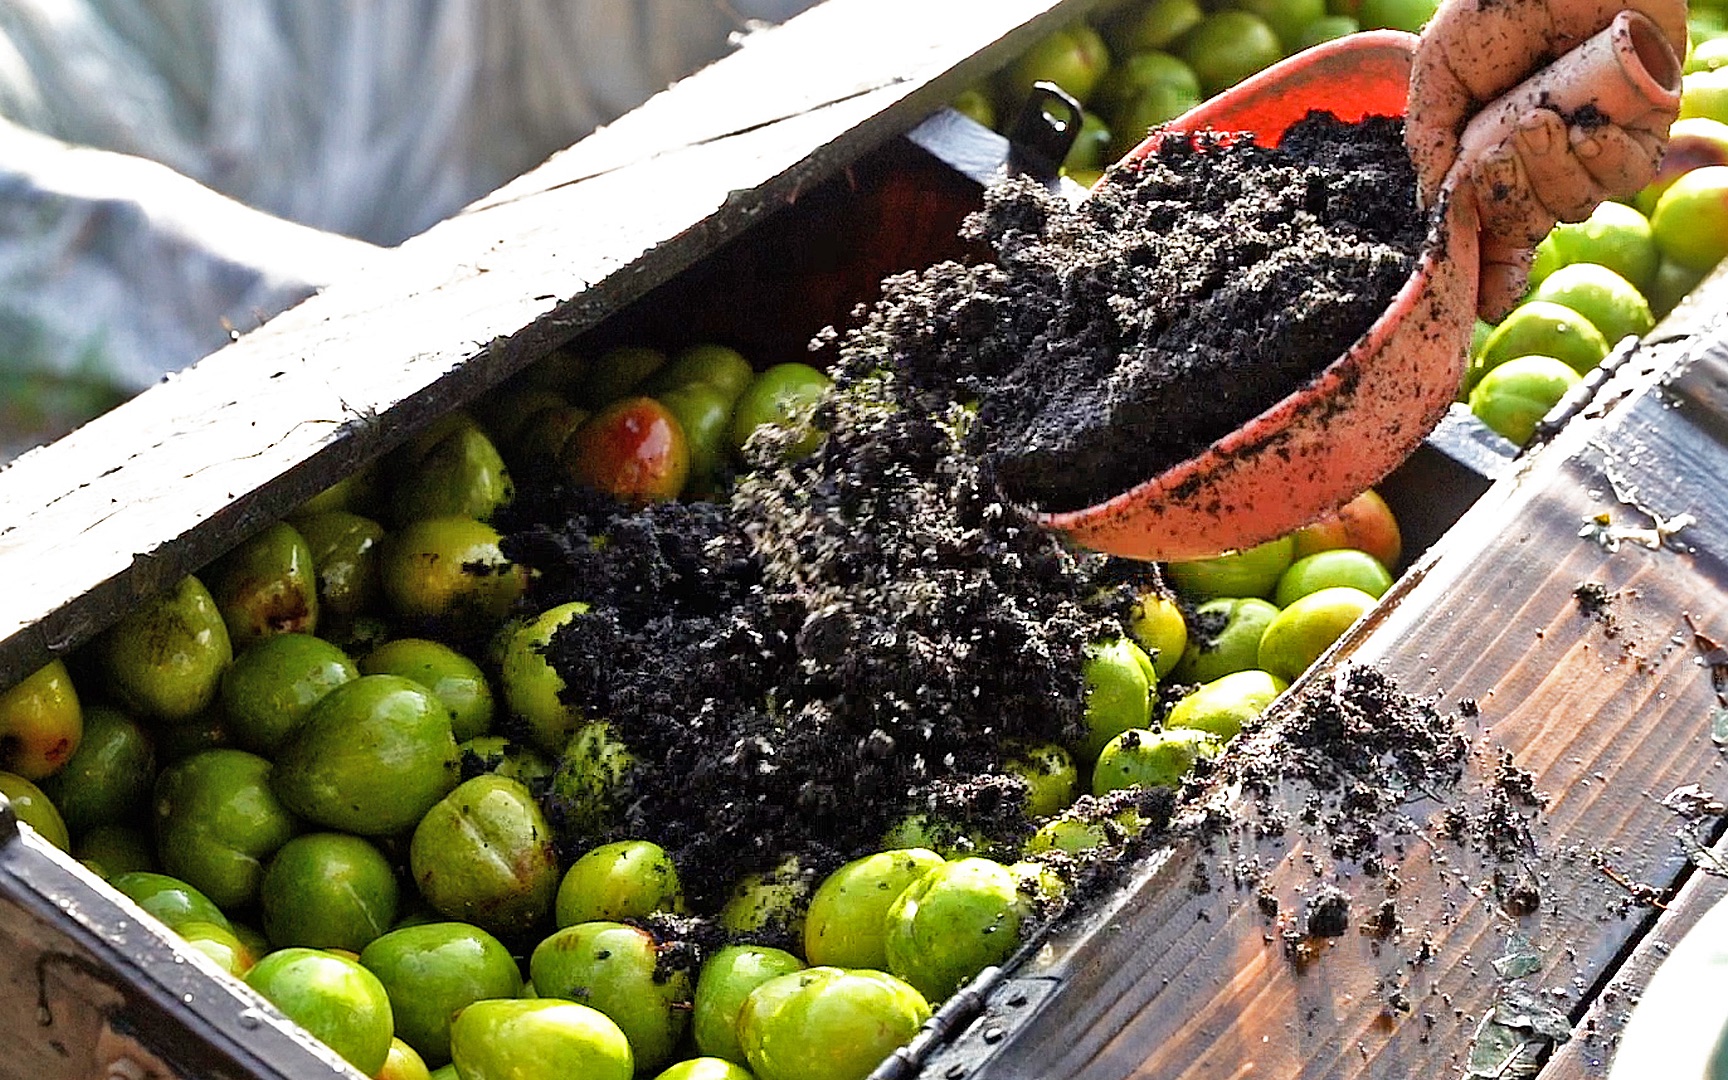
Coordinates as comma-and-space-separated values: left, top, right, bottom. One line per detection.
555, 839, 685, 927
75, 823, 157, 877
548, 720, 635, 835
655, 1058, 754, 1080
206, 521, 320, 647
879, 811, 991, 859
449, 998, 633, 1080
949, 86, 996, 129
178, 919, 258, 978
361, 638, 494, 741
1179, 11, 1282, 96
729, 362, 832, 461
390, 417, 514, 525
884, 857, 1031, 1002
1001, 742, 1078, 818
580, 345, 668, 410
410, 774, 560, 938
1025, 800, 1148, 857
999, 23, 1112, 109
1127, 589, 1188, 680
111, 870, 230, 933
510, 405, 592, 465
153, 748, 299, 909
290, 510, 385, 623
244, 947, 395, 1076
360, 921, 523, 1065
457, 735, 554, 788
220, 633, 358, 755
1009, 859, 1068, 904
1024, 815, 1114, 856
95, 574, 233, 724
378, 516, 528, 626
738, 967, 930, 1080
1107, 0, 1205, 52
378, 1037, 433, 1080
659, 381, 735, 494
293, 470, 379, 519
1257, 586, 1378, 681
1172, 597, 1281, 684
530, 921, 693, 1075
644, 343, 756, 402
1293, 14, 1360, 47
1076, 637, 1155, 763
692, 945, 805, 1065
1164, 669, 1288, 742
804, 848, 945, 970
513, 344, 590, 393
0, 770, 69, 850
719, 856, 816, 941
499, 602, 590, 754
1091, 728, 1221, 796
151, 711, 232, 764
1231, 0, 1327, 49
1273, 549, 1392, 607
260, 832, 399, 953
1166, 536, 1295, 600
39, 704, 153, 834
271, 674, 459, 836
0, 658, 83, 780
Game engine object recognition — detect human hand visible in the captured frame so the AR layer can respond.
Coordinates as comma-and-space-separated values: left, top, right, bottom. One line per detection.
1406, 0, 1685, 317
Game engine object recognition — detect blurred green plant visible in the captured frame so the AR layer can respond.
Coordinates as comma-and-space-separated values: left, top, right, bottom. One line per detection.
0, 313, 131, 461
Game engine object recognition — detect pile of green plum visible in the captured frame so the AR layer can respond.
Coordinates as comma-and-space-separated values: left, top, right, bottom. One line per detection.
949, 0, 1440, 185
0, 324, 1411, 1080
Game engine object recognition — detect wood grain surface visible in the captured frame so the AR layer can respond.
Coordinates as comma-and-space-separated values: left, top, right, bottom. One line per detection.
923, 326, 1728, 1079
0, 821, 358, 1080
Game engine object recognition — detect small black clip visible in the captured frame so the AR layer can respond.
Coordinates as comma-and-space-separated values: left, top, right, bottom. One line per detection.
1006, 81, 1085, 186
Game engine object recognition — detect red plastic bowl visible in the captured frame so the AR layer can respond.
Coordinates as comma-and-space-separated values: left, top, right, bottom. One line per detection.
1034, 31, 1479, 562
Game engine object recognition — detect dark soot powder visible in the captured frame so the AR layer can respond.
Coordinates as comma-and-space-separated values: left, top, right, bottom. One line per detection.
975, 112, 1428, 512
499, 112, 1423, 909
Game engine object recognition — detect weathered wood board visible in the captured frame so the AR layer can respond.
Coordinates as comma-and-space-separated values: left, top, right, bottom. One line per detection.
0, 813, 356, 1079
921, 320, 1728, 1079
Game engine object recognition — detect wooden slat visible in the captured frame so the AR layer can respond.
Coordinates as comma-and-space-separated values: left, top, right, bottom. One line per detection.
0, 0, 1113, 690
1541, 833, 1728, 1078
0, 821, 357, 1080
924, 324, 1728, 1079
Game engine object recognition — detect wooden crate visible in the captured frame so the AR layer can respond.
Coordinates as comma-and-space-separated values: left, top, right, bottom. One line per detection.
1, 0, 1723, 1077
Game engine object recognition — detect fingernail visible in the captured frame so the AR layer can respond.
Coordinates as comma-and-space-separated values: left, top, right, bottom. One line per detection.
1479, 153, 1518, 197
1573, 134, 1601, 159
1519, 113, 1552, 154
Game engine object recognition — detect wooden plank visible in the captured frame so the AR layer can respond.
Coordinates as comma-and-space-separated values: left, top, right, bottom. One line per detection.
0, 818, 357, 1080
1540, 833, 1728, 1078
0, 0, 1112, 690
923, 326, 1728, 1079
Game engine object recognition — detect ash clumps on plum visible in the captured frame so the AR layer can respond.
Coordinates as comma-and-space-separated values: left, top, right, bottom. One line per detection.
960, 113, 1427, 512
503, 322, 1151, 909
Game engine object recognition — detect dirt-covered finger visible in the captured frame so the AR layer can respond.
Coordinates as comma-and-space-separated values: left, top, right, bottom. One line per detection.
1568, 121, 1664, 200
1507, 109, 1608, 221
1478, 238, 1536, 321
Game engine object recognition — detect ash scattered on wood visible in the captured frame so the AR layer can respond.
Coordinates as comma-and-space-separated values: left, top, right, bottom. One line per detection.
1573, 580, 1620, 637
1305, 883, 1352, 937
